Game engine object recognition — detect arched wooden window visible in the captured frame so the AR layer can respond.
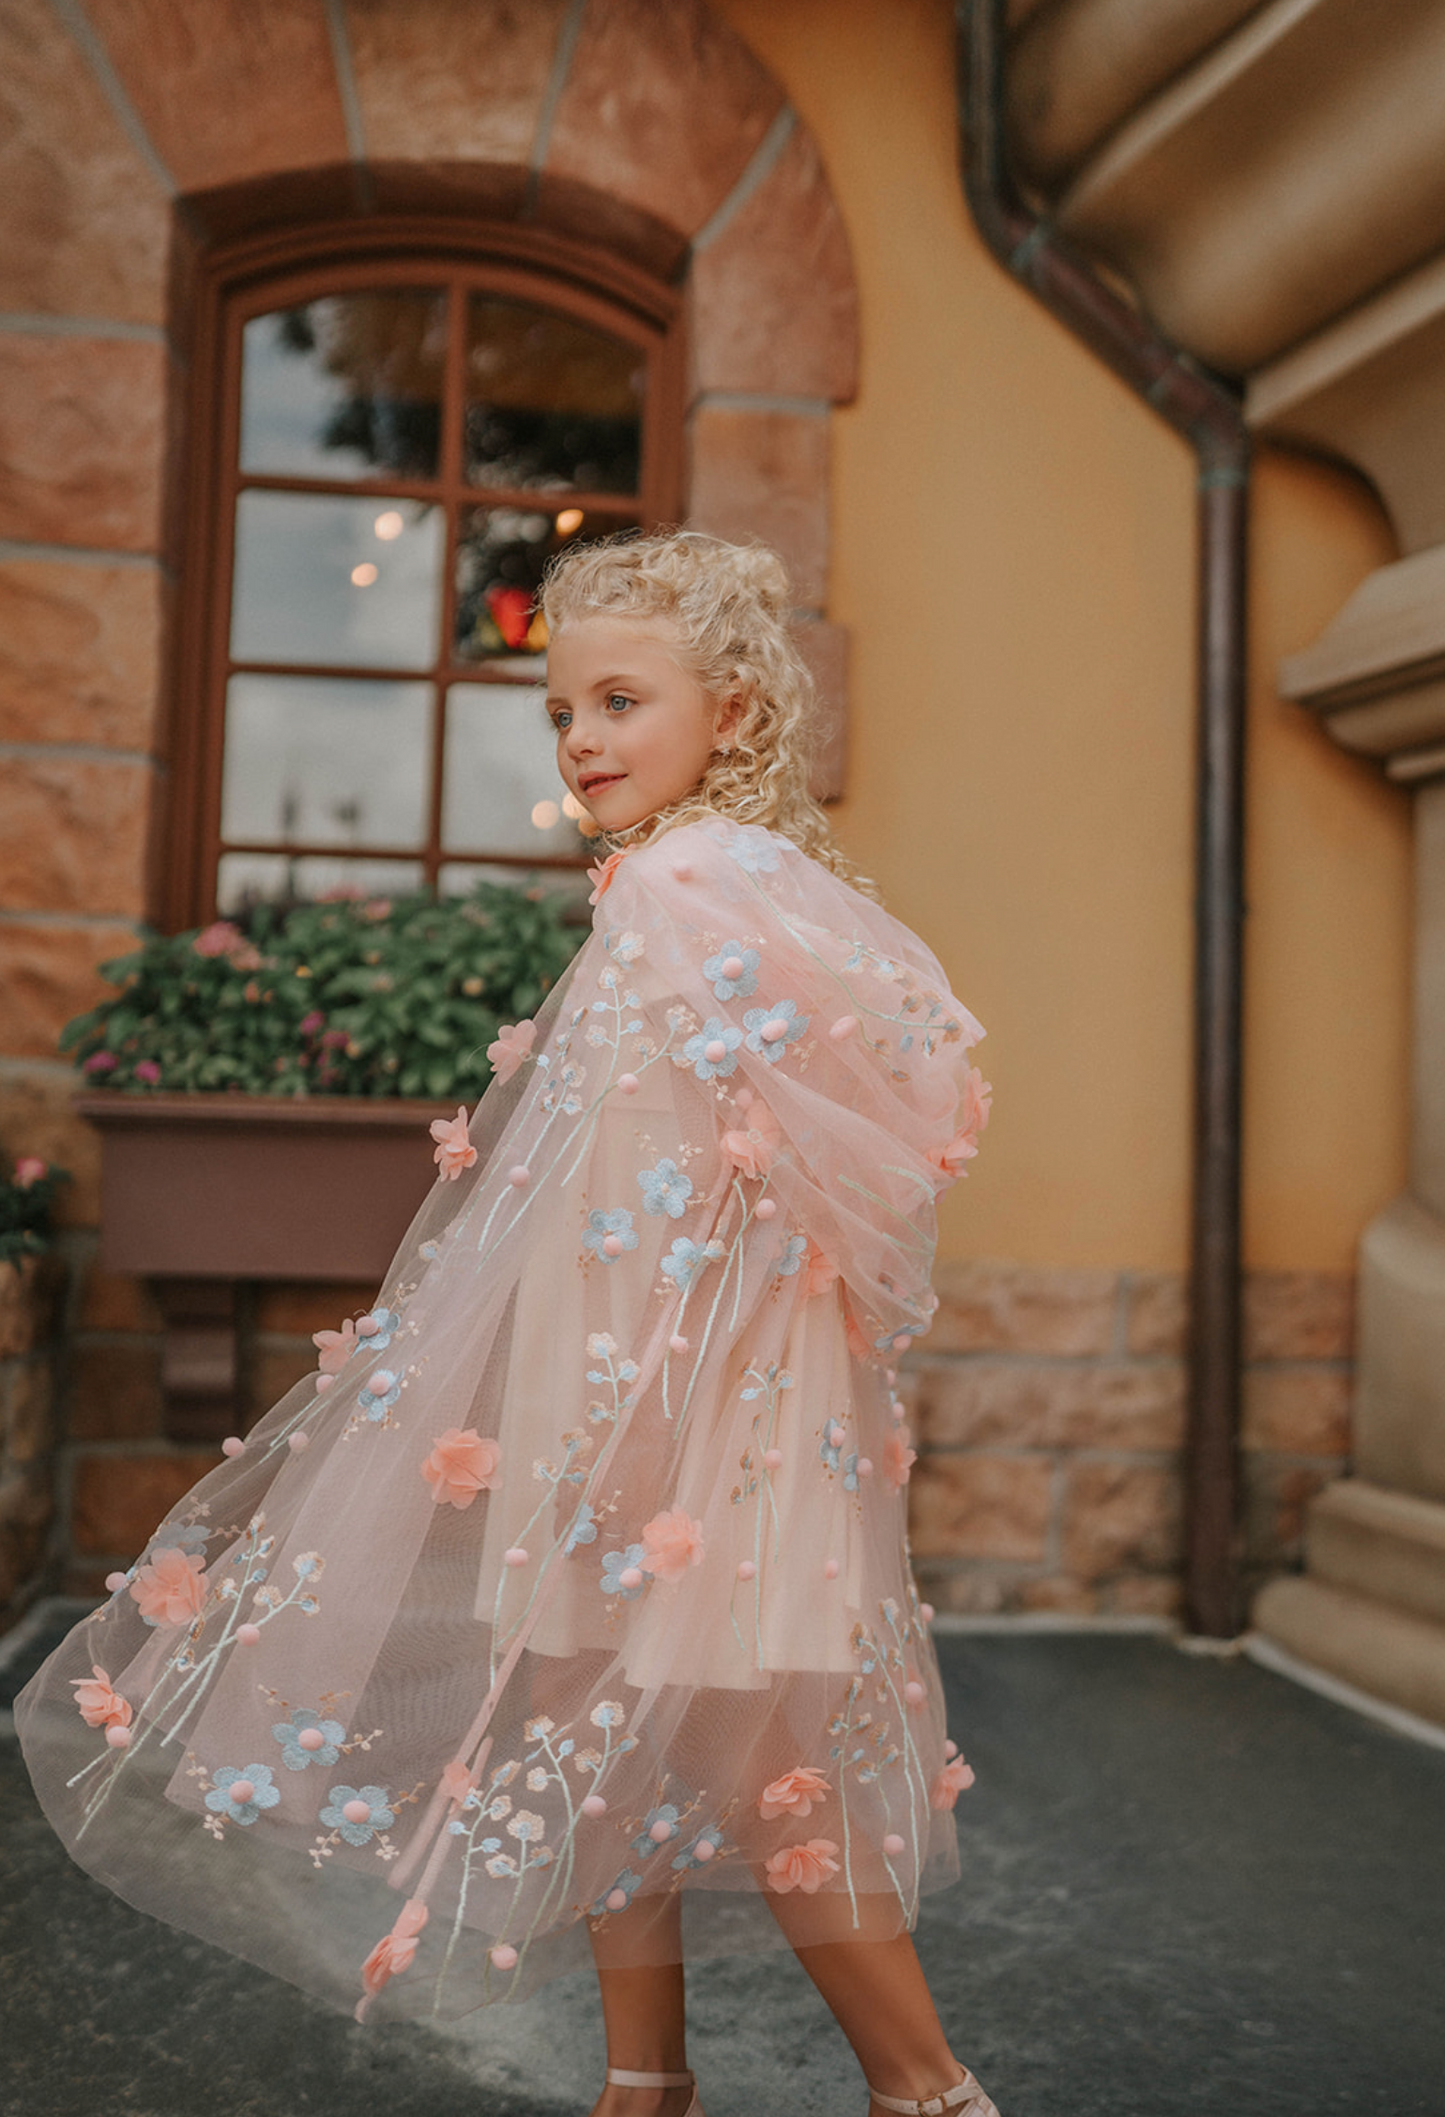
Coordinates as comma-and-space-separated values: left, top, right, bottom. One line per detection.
164, 229, 684, 927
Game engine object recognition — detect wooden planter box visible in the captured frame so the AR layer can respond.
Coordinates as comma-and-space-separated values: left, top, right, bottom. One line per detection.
75, 1093, 454, 1440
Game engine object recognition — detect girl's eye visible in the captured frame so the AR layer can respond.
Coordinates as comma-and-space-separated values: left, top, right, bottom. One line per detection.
605, 692, 634, 714
551, 710, 572, 732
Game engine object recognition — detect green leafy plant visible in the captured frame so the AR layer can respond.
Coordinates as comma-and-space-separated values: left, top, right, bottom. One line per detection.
1, 1156, 71, 1264
60, 883, 586, 1101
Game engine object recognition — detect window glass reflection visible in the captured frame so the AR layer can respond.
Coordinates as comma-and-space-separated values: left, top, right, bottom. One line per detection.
231, 493, 441, 668
442, 683, 593, 860
240, 291, 446, 480
465, 295, 643, 494
217, 852, 426, 915
221, 674, 433, 848
454, 506, 637, 663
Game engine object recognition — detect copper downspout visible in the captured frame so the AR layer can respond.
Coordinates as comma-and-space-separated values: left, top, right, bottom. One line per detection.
957, 0, 1251, 1636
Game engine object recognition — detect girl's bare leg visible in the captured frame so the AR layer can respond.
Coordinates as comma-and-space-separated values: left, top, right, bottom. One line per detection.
587, 1896, 697, 2117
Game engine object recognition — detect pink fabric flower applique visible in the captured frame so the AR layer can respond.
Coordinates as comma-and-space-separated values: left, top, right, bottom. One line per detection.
803, 1241, 839, 1299
882, 1428, 918, 1492
430, 1106, 478, 1179
929, 1066, 994, 1180
313, 1317, 357, 1374
359, 1897, 429, 1999
70, 1665, 132, 1731
639, 1506, 705, 1582
930, 1755, 977, 1810
130, 1546, 208, 1625
764, 1838, 841, 1894
487, 1019, 536, 1083
721, 1093, 782, 1179
421, 1427, 502, 1509
757, 1766, 830, 1820
587, 849, 627, 904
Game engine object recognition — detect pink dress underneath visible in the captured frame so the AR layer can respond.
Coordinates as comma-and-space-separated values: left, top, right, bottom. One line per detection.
16, 816, 988, 2023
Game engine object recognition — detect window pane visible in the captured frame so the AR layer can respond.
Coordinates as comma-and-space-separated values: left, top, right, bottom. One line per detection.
239, 291, 446, 481
453, 505, 637, 664
231, 492, 442, 668
465, 295, 644, 494
217, 852, 425, 915
221, 674, 432, 849
442, 683, 592, 860
439, 862, 593, 908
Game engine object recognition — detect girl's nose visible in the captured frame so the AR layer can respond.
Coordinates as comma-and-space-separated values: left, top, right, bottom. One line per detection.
565, 720, 601, 759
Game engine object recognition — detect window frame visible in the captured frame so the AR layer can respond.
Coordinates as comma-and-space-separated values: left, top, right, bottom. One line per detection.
161, 217, 686, 930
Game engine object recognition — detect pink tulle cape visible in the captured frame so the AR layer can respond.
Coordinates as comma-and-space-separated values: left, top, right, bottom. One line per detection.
16, 817, 988, 2024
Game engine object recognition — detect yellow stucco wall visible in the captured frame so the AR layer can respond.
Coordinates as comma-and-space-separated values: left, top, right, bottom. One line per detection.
717, 0, 1412, 1275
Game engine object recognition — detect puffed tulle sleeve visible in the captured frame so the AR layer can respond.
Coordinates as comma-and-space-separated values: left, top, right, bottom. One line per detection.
15, 818, 989, 2026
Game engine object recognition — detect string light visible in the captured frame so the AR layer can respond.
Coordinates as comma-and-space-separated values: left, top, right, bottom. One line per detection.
554, 508, 584, 536
350, 562, 378, 586
531, 799, 560, 830
373, 510, 404, 541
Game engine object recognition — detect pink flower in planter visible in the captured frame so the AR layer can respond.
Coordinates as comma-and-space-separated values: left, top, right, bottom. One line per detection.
430, 1107, 477, 1179
764, 1839, 840, 1894
299, 1011, 325, 1036
313, 1318, 358, 1374
130, 1546, 207, 1625
758, 1766, 830, 1820
82, 1051, 117, 1075
639, 1506, 705, 1583
70, 1664, 132, 1731
13, 1157, 47, 1188
487, 1020, 536, 1084
421, 1427, 501, 1509
133, 1060, 162, 1086
193, 921, 245, 958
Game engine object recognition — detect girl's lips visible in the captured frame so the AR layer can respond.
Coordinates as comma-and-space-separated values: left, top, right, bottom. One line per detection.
580, 773, 625, 794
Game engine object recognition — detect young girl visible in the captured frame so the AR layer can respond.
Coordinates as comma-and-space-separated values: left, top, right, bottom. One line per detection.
17, 530, 997, 2117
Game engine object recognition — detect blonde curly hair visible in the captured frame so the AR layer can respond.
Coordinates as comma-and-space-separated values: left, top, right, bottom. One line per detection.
539, 527, 877, 897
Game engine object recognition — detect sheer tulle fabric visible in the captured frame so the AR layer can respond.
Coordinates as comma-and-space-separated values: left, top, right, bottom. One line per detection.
17, 819, 987, 2023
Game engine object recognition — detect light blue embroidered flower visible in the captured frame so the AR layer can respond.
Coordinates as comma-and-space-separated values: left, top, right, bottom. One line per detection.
147, 1521, 209, 1558
661, 1237, 708, 1294
843, 1451, 860, 1494
725, 828, 781, 874
205, 1763, 281, 1826
638, 1157, 693, 1219
599, 1544, 650, 1599
775, 1233, 808, 1278
819, 1428, 842, 1473
590, 1867, 642, 1916
357, 1365, 401, 1420
682, 1018, 743, 1080
672, 1825, 724, 1871
271, 1708, 345, 1771
357, 1305, 401, 1351
743, 998, 809, 1063
582, 1207, 639, 1263
564, 1502, 599, 1555
320, 1783, 394, 1845
702, 941, 761, 1001
631, 1802, 681, 1856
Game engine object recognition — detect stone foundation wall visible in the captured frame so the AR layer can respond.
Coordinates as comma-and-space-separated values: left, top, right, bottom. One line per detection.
903, 1260, 1355, 1619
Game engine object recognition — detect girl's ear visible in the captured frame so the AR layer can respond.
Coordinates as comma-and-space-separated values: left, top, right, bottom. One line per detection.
712, 690, 746, 752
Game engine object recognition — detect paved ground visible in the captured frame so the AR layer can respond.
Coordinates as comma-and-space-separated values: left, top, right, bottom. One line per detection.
2, 1616, 1441, 2117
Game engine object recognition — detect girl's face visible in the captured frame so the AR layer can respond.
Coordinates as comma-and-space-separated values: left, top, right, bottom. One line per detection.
546, 616, 740, 834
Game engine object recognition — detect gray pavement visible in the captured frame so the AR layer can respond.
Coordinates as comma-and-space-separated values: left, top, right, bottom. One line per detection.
2, 1618, 1442, 2117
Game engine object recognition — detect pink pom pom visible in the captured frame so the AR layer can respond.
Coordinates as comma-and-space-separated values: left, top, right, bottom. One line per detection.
827, 1422, 845, 1448
858, 1457, 874, 1478
824, 1558, 840, 1580
288, 1431, 309, 1452
315, 1374, 335, 1393
694, 1836, 716, 1861
236, 1623, 261, 1646
669, 1334, 689, 1354
602, 1233, 624, 1257
891, 1399, 906, 1422
618, 1073, 639, 1095
763, 1448, 783, 1469
735, 1088, 753, 1109
605, 1888, 629, 1911
648, 1818, 673, 1843
830, 1015, 856, 1040
581, 1794, 607, 1818
507, 1164, 530, 1188
920, 1602, 936, 1624
368, 1369, 395, 1394
892, 1334, 912, 1352
704, 1039, 727, 1063
105, 1571, 128, 1594
671, 861, 692, 881
106, 1724, 131, 1749
356, 1315, 380, 1336
231, 1780, 257, 1806
342, 1798, 371, 1825
760, 1018, 788, 1044
504, 1547, 529, 1568
619, 1566, 643, 1590
298, 1727, 325, 1752
944, 1738, 959, 1759
720, 956, 744, 979
883, 1833, 906, 1857
754, 1197, 777, 1220
904, 1681, 925, 1708
490, 1943, 518, 1970
221, 1436, 245, 1458
737, 1560, 756, 1581
885, 1368, 897, 1385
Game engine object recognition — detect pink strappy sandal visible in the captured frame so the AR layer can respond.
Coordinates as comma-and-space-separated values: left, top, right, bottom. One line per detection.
605, 2065, 704, 2115
866, 2068, 1000, 2116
